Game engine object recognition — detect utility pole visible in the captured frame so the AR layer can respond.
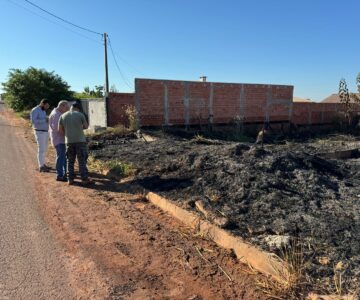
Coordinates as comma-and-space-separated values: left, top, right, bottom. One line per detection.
104, 32, 109, 97
104, 32, 110, 126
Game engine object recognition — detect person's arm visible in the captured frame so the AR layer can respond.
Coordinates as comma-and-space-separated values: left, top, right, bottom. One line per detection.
31, 108, 47, 128
81, 113, 89, 129
30, 109, 35, 125
58, 117, 65, 135
30, 108, 38, 127
49, 114, 56, 131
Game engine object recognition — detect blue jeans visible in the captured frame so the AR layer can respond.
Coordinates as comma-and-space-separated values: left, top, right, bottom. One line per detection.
55, 143, 67, 178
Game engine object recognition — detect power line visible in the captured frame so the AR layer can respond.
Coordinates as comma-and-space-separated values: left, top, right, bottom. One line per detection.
24, 0, 103, 36
107, 36, 134, 90
8, 0, 138, 91
6, 0, 102, 44
108, 47, 146, 77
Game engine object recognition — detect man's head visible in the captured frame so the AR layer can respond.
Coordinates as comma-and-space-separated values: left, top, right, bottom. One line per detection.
57, 100, 69, 113
39, 99, 50, 111
70, 102, 82, 112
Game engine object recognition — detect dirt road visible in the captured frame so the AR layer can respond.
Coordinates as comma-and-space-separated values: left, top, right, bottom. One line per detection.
0, 103, 73, 299
0, 104, 264, 299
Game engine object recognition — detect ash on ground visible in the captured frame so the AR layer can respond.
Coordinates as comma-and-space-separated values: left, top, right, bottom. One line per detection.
89, 131, 360, 292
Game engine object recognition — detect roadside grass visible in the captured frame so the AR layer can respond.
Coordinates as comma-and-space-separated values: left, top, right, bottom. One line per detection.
254, 239, 357, 300
331, 262, 358, 300
87, 125, 129, 139
15, 109, 31, 120
88, 156, 136, 179
255, 238, 312, 299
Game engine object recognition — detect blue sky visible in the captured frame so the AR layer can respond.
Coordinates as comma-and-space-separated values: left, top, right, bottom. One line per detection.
0, 0, 359, 101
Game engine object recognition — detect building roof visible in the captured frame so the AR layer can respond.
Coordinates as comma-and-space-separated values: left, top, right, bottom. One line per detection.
293, 96, 312, 102
321, 93, 360, 103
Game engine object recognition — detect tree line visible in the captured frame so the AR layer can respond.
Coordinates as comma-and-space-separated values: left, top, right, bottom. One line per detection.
1, 67, 118, 112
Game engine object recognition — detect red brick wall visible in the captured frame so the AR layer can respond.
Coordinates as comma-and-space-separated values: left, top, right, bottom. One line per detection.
107, 79, 360, 128
291, 102, 360, 125
135, 79, 164, 126
134, 78, 294, 126
212, 83, 240, 123
108, 79, 360, 126
107, 92, 135, 127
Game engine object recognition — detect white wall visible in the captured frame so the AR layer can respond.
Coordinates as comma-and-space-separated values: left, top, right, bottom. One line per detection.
88, 98, 107, 128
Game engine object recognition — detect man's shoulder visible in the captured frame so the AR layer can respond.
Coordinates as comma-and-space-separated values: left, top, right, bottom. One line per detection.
31, 106, 39, 113
61, 111, 71, 118
60, 111, 71, 121
49, 108, 58, 117
73, 111, 85, 119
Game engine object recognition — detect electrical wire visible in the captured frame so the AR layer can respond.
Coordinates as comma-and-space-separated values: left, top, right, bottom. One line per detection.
24, 0, 103, 36
7, 0, 140, 91
107, 47, 146, 77
6, 0, 102, 45
107, 36, 134, 90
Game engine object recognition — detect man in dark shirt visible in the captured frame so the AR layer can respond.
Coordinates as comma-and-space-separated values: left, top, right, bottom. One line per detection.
59, 103, 90, 185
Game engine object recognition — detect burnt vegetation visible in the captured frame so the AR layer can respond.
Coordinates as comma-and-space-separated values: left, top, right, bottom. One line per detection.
88, 127, 360, 295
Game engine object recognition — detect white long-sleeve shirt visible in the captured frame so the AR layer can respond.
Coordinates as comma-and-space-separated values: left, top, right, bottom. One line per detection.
30, 106, 48, 131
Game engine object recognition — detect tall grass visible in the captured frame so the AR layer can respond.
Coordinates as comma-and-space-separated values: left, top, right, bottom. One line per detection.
88, 156, 135, 179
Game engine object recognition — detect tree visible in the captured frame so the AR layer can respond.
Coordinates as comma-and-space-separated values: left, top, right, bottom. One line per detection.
353, 73, 360, 102
339, 78, 352, 125
339, 73, 360, 125
1, 67, 73, 111
94, 85, 104, 97
83, 86, 91, 95
74, 85, 104, 99
110, 84, 118, 93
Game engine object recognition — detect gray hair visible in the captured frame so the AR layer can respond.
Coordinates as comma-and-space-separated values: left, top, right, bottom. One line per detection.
57, 100, 69, 108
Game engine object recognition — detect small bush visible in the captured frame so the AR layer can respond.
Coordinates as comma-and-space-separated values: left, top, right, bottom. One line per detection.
88, 156, 135, 179
125, 105, 139, 131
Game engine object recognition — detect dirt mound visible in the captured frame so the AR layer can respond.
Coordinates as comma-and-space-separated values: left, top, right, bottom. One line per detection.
89, 133, 360, 292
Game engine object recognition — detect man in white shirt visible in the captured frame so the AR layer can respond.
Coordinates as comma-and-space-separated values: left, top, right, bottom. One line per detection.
30, 99, 50, 172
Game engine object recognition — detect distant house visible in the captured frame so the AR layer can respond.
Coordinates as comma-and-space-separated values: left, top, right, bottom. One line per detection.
321, 93, 360, 103
293, 96, 312, 102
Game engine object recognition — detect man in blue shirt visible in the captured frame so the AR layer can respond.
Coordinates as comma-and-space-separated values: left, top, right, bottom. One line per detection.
30, 99, 50, 172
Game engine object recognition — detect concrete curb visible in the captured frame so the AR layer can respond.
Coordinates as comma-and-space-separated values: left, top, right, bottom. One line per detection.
146, 192, 358, 299
307, 293, 357, 300
146, 192, 289, 283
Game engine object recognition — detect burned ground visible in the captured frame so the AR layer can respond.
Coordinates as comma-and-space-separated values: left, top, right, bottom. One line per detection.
89, 130, 360, 293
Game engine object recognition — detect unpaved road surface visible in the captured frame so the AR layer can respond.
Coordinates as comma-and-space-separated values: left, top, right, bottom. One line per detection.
0, 103, 73, 299
0, 104, 265, 299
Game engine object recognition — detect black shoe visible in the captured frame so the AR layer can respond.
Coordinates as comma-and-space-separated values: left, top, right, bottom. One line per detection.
81, 178, 92, 185
43, 164, 51, 170
68, 179, 75, 186
56, 176, 67, 182
39, 166, 49, 172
